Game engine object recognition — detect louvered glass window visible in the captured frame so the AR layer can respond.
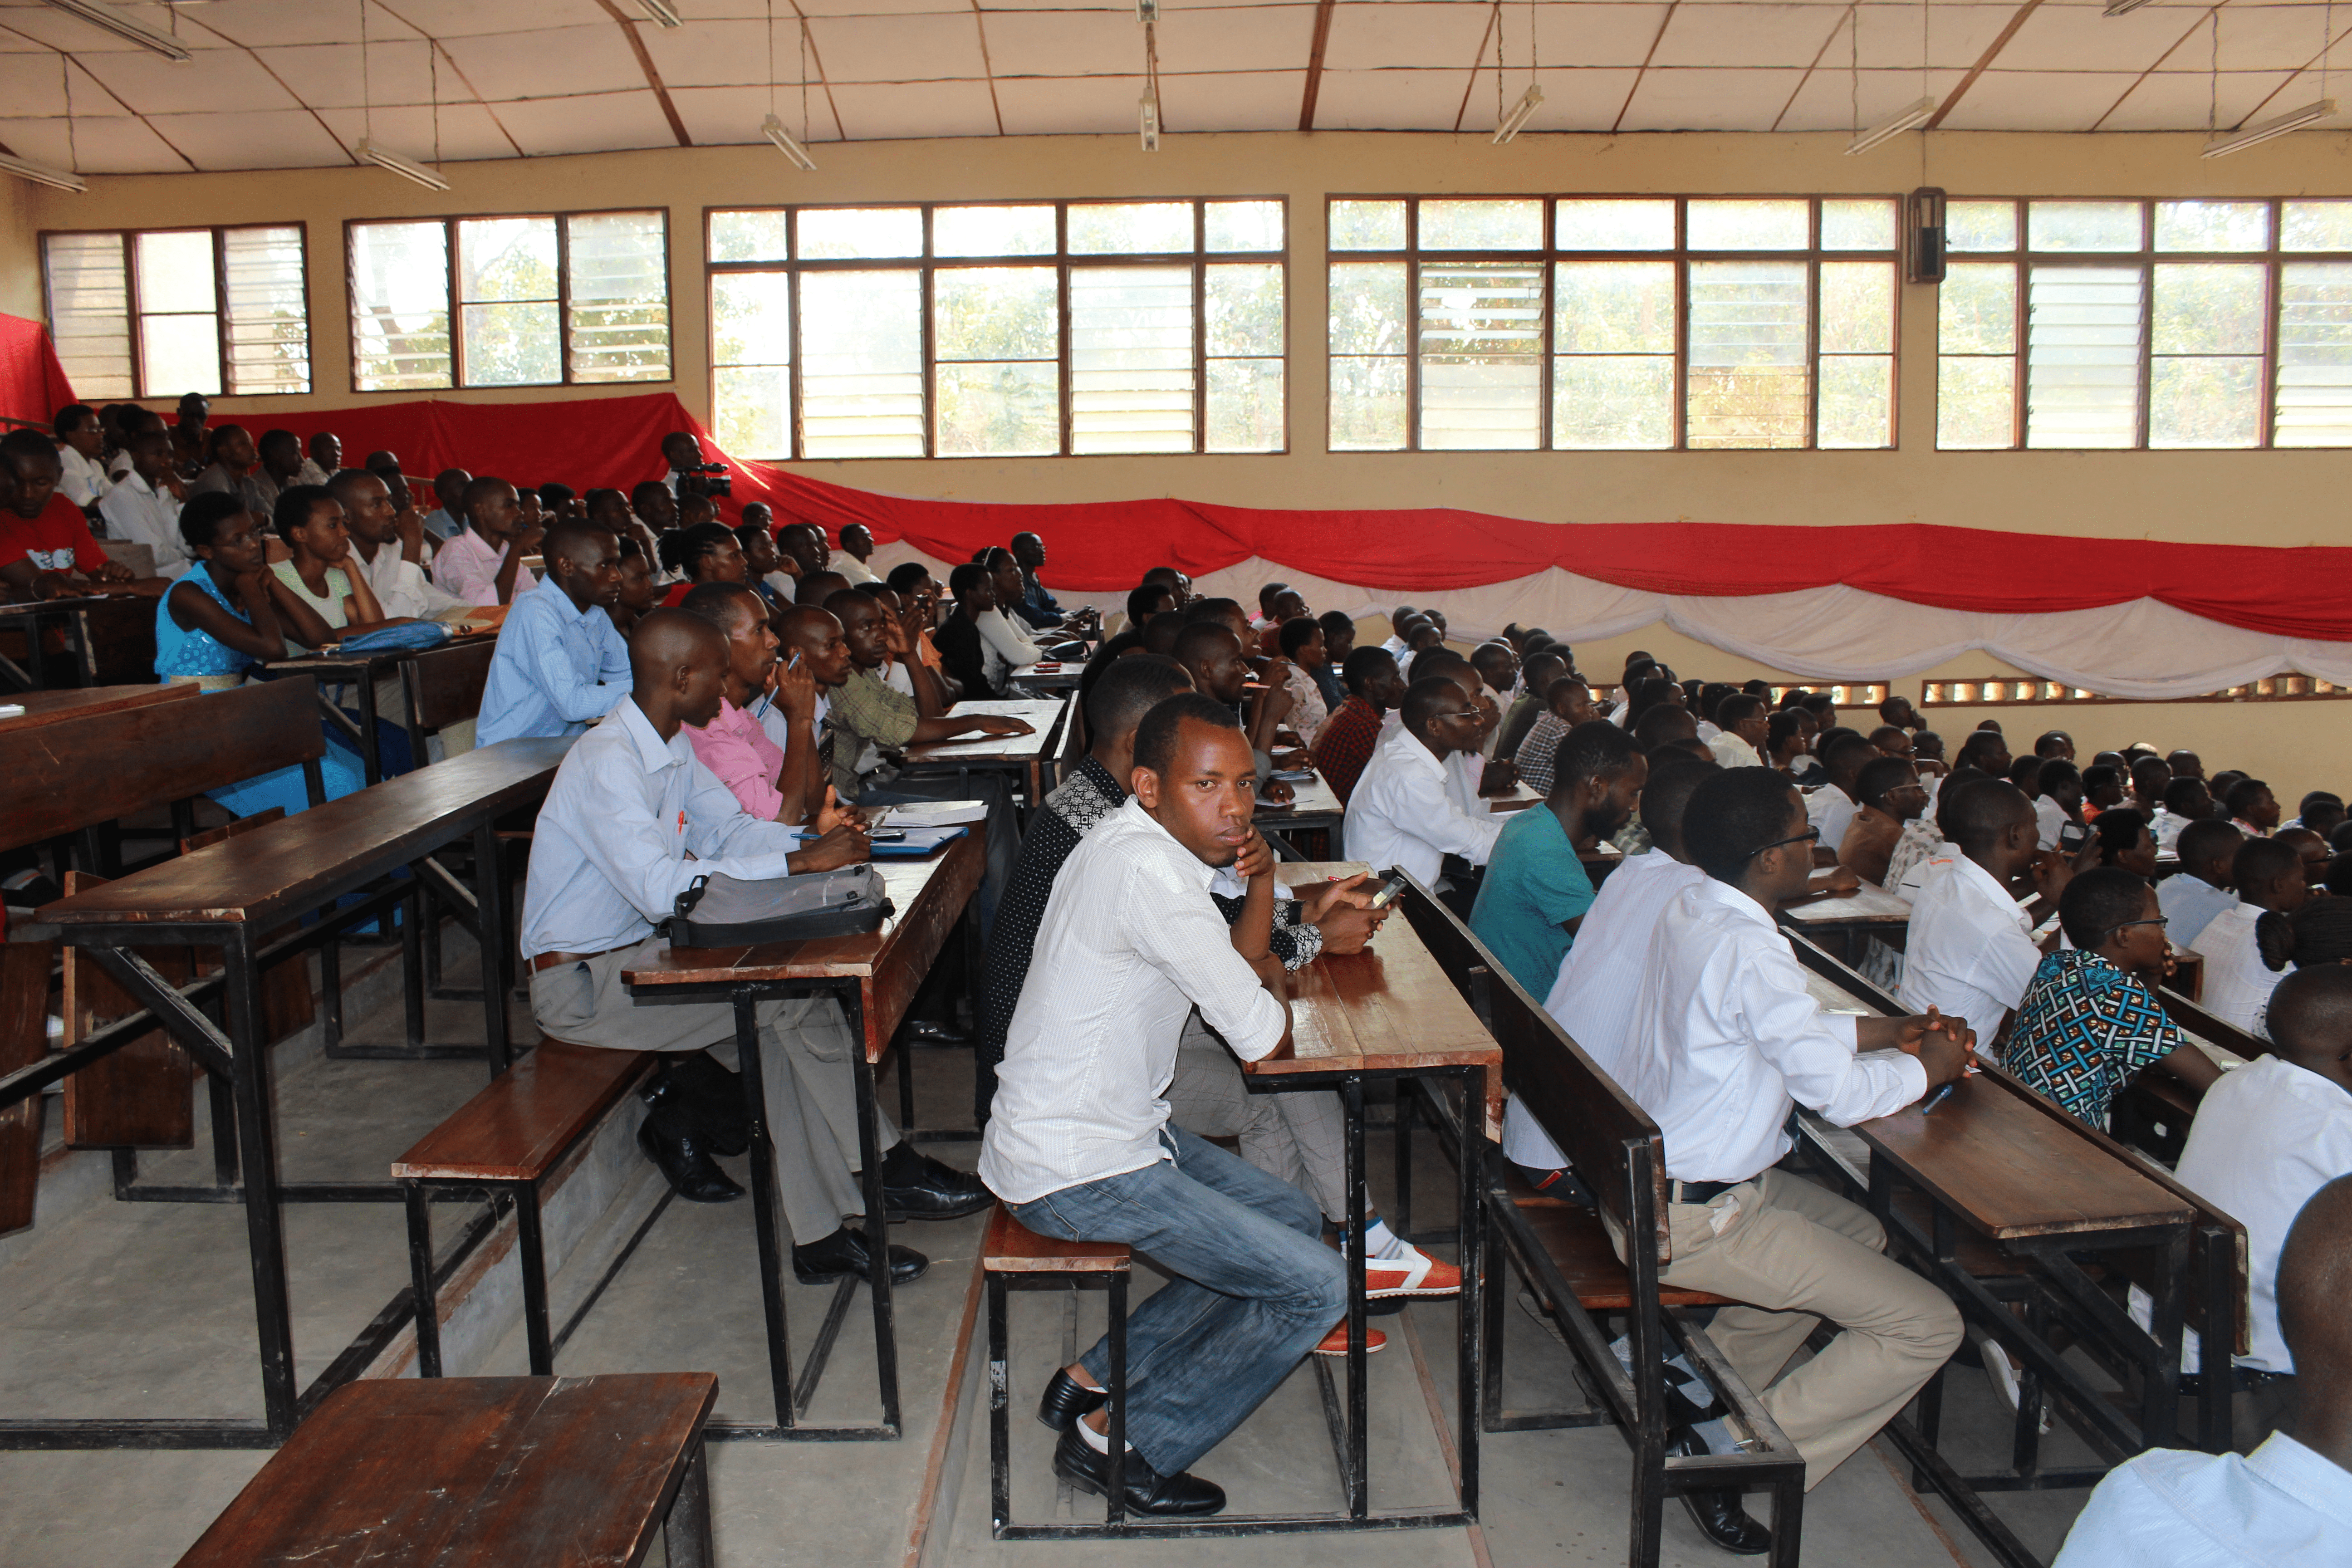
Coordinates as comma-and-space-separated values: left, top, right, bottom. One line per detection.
2026, 265, 2144, 448
566, 212, 670, 383
351, 221, 451, 391
44, 225, 313, 398
1419, 263, 1543, 449
2275, 263, 2352, 448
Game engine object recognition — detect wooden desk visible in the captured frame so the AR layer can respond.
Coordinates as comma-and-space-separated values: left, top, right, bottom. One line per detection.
1009, 659, 1084, 691
0, 596, 140, 690
175, 1373, 717, 1568
622, 830, 985, 1441
1777, 877, 1911, 966
0, 681, 194, 730
1254, 769, 1344, 858
267, 648, 416, 785
1485, 781, 1543, 813
900, 697, 1068, 810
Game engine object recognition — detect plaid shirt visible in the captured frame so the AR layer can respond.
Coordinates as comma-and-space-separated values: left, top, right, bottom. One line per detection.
1311, 695, 1385, 804
1514, 710, 1570, 796
821, 665, 918, 799
2006, 949, 2182, 1127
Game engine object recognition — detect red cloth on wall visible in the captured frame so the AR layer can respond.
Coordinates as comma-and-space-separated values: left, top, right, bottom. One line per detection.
0, 314, 80, 428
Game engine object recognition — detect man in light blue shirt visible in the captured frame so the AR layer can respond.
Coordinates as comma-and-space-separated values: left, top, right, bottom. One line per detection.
2159, 818, 2243, 948
2054, 1172, 2352, 1566
476, 522, 631, 747
421, 466, 467, 542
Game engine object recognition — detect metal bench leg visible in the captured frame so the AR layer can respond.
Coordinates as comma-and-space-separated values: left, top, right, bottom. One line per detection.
663, 1436, 715, 1568
1394, 1081, 1415, 1241
1106, 1272, 1128, 1527
988, 1272, 1012, 1539
406, 1182, 443, 1378
516, 1182, 555, 1376
402, 884, 427, 1051
319, 928, 343, 1053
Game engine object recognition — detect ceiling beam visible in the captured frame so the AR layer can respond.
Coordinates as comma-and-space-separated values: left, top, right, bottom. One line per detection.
177, 10, 358, 164
1452, 2, 1499, 133
0, 24, 199, 172
968, 0, 1006, 136
1298, 0, 1338, 132
1922, 0, 2045, 131
372, 1, 528, 159
782, 3, 849, 147
1610, 1, 1680, 136
1770, 3, 1858, 133
593, 0, 692, 147
2234, 13, 2352, 127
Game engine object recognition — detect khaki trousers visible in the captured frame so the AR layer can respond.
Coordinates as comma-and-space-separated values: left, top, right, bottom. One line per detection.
1164, 1015, 1352, 1222
1625, 1167, 1961, 1489
528, 936, 898, 1245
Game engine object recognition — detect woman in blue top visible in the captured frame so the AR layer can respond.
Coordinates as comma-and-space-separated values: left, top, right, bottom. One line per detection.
156, 493, 364, 818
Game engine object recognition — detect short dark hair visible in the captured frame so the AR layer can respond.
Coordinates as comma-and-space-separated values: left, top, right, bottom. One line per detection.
2233, 836, 2303, 898
257, 427, 301, 460
1341, 646, 1396, 695
2264, 900, 2352, 974
2081, 763, 2120, 795
886, 562, 931, 594
2094, 807, 2151, 862
1127, 583, 1174, 622
1183, 596, 1243, 626
1632, 704, 1697, 753
1698, 681, 1734, 722
2263, 963, 2352, 1053
1553, 720, 1641, 796
270, 483, 336, 541
53, 403, 94, 437
1867, 725, 1911, 750
2224, 777, 2272, 819
658, 521, 738, 576
1086, 652, 1193, 743
1955, 731, 2008, 770
2058, 866, 2155, 951
1132, 691, 1241, 776
1401, 674, 1469, 738
947, 562, 990, 598
1684, 767, 1803, 885
679, 579, 762, 633
2038, 759, 2082, 795
2299, 791, 2344, 819
177, 490, 247, 549
0, 427, 62, 468
1823, 733, 1878, 783
1279, 616, 1323, 657
1853, 755, 1918, 811
2034, 731, 2072, 758
1716, 693, 1764, 727
1318, 610, 1356, 643
1172, 620, 1240, 669
2176, 817, 2244, 873
2132, 755, 2173, 787
2007, 755, 2045, 794
2163, 776, 2211, 815
1640, 755, 1717, 856
1142, 609, 1186, 654
1946, 778, 2033, 854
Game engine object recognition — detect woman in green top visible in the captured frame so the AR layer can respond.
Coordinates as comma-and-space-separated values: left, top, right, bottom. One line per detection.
264, 483, 407, 655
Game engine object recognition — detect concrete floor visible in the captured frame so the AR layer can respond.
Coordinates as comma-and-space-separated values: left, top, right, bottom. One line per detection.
0, 925, 2107, 1567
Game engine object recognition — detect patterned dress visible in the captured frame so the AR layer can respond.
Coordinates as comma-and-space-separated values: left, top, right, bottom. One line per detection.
2005, 949, 2183, 1127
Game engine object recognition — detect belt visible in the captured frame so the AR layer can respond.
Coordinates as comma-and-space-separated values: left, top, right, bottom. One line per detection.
529, 944, 632, 974
1670, 1179, 1743, 1205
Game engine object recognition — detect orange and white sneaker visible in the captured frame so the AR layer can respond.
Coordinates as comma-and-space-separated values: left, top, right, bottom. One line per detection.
1312, 1323, 1388, 1356
1362, 1242, 1461, 1298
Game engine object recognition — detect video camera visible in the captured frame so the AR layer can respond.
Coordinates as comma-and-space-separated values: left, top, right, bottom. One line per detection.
676, 461, 732, 500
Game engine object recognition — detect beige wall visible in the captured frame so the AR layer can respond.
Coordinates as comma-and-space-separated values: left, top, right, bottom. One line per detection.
10, 128, 2352, 791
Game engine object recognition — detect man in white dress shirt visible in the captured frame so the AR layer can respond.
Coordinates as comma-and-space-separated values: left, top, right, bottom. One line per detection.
1707, 693, 1770, 769
980, 694, 1347, 1519
2053, 1171, 2352, 1567
1901, 780, 2075, 1043
1343, 675, 1504, 893
2192, 838, 2307, 1039
96, 424, 187, 578
53, 404, 108, 509
1803, 733, 1876, 866
331, 469, 466, 622
1614, 766, 1968, 1503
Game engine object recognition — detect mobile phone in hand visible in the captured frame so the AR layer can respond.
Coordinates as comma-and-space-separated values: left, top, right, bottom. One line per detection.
1366, 871, 1410, 910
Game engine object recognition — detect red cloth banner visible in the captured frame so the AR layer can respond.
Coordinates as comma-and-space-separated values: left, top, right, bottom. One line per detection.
0, 314, 81, 428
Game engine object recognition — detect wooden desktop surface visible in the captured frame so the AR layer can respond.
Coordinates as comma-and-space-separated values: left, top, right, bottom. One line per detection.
0, 682, 195, 729
1779, 878, 1913, 927
901, 698, 1066, 764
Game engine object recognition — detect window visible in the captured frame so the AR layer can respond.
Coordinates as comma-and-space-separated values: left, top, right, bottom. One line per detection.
1935, 199, 2352, 450
1327, 196, 1897, 452
1923, 675, 2352, 706
347, 211, 671, 392
706, 200, 1286, 460
42, 226, 311, 398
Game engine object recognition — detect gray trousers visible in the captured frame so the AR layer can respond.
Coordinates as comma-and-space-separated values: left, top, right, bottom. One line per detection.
529, 935, 899, 1245
1164, 1014, 1353, 1222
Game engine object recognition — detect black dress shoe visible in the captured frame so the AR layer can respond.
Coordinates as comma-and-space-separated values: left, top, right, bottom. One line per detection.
1668, 1427, 1771, 1556
1051, 1426, 1225, 1517
642, 1053, 751, 1157
1036, 1368, 1107, 1431
880, 1142, 993, 1221
637, 1122, 745, 1204
792, 1225, 928, 1285
902, 1019, 970, 1045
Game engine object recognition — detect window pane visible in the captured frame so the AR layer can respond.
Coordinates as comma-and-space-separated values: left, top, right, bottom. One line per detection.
2282, 202, 2352, 253
1206, 358, 1284, 452
135, 230, 216, 316
935, 267, 1057, 363
1817, 356, 1891, 449
712, 272, 790, 459
1329, 261, 1406, 356
1947, 201, 2018, 252
1938, 357, 2015, 448
1070, 265, 1194, 453
1206, 263, 1283, 358
1329, 200, 1405, 251
1419, 200, 1542, 251
2275, 262, 2352, 446
1940, 263, 2016, 354
2155, 201, 2269, 253
1329, 355, 1405, 449
936, 362, 1058, 457
458, 217, 557, 303
1686, 260, 1808, 447
2025, 264, 2144, 448
1553, 261, 1673, 353
1418, 262, 1542, 449
1070, 203, 1193, 255
1822, 199, 1897, 251
1687, 200, 1808, 250
1820, 262, 1893, 354
798, 207, 922, 260
44, 234, 132, 398
934, 205, 1054, 257
2028, 201, 2141, 253
350, 221, 451, 391
717, 366, 791, 459
461, 302, 560, 386
1205, 201, 1283, 253
1555, 199, 1674, 251
799, 270, 923, 457
2153, 263, 2265, 356
1552, 357, 1671, 450
220, 225, 310, 396
566, 211, 670, 383
2151, 357, 2261, 449
140, 314, 220, 399
710, 210, 789, 262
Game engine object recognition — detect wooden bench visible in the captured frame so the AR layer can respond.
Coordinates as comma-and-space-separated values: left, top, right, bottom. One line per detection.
982, 1203, 1135, 1538
392, 1039, 654, 1378
399, 634, 498, 762
173, 1373, 716, 1568
2111, 986, 2269, 1164
1396, 882, 1805, 1568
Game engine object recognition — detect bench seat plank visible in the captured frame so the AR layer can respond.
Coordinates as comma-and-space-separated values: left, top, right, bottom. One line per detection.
1518, 1205, 1731, 1312
985, 1204, 1129, 1274
393, 1041, 650, 1181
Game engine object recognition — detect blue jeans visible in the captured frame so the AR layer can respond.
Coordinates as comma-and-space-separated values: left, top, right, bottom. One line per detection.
1011, 1126, 1346, 1476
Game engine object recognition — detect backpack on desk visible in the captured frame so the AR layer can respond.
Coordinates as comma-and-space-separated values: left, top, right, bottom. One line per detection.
667, 865, 893, 946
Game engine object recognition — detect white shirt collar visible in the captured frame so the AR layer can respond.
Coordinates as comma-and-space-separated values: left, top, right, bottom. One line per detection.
1114, 795, 1217, 892
614, 698, 686, 775
1380, 724, 1447, 781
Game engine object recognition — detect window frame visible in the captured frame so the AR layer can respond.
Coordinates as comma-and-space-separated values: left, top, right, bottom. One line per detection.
343, 208, 675, 393
1323, 194, 1903, 453
702, 197, 1291, 461
40, 221, 314, 400
1935, 197, 2352, 451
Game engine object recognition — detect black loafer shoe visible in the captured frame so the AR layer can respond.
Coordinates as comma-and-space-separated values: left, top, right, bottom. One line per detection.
1051, 1426, 1225, 1517
902, 1019, 970, 1045
1668, 1428, 1771, 1556
880, 1143, 993, 1221
1036, 1369, 1108, 1431
792, 1225, 928, 1286
637, 1122, 745, 1204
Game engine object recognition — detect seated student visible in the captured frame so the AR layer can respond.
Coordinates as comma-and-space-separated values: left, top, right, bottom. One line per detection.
973, 547, 1075, 681
1344, 676, 1504, 893
419, 467, 469, 543
1252, 586, 1309, 657
2034, 729, 2076, 762
1494, 650, 1566, 764
1838, 755, 1929, 886
2210, 769, 2250, 812
331, 468, 467, 623
832, 523, 877, 585
606, 534, 661, 638
654, 521, 746, 608
2007, 868, 2222, 1127
1312, 646, 1404, 804
1901, 779, 2078, 1044
2165, 746, 2206, 784
2228, 777, 2282, 839
1467, 641, 1520, 755
2153, 775, 2218, 853
1611, 766, 1967, 1530
2128, 754, 2172, 818
1311, 611, 1354, 710
1377, 604, 1418, 658
2195, 837, 2311, 1039
2080, 762, 2126, 822
2053, 1172, 2352, 1568
430, 476, 543, 607
1404, 648, 1507, 818
1805, 732, 1879, 867
1003, 532, 1063, 629
1472, 720, 1642, 1003
1173, 621, 1291, 788
521, 610, 983, 1268
1765, 707, 1820, 783
1867, 725, 1913, 761
1954, 728, 2012, 779
53, 402, 109, 509
1275, 615, 1330, 743
628, 480, 679, 557
1513, 676, 1600, 796
1397, 617, 1444, 681
2033, 760, 2090, 853
289, 431, 339, 490
2278, 825, 2331, 888
0, 428, 137, 599
732, 522, 790, 611
96, 420, 188, 579
264, 484, 405, 658
933, 561, 1004, 701
2094, 807, 2161, 879
475, 522, 632, 746
2288, 791, 2347, 838
188, 424, 281, 523
676, 583, 828, 825
1113, 580, 1176, 641
1697, 693, 1764, 770
2161, 817, 2245, 947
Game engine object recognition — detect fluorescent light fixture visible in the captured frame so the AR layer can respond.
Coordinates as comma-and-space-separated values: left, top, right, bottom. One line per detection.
760, 113, 816, 172
0, 152, 85, 193
1136, 0, 1157, 21
2202, 98, 2337, 157
1492, 83, 1544, 144
632, 0, 684, 26
1139, 88, 1160, 152
42, 0, 191, 61
1846, 94, 1939, 154
2102, 0, 2157, 13
355, 138, 450, 191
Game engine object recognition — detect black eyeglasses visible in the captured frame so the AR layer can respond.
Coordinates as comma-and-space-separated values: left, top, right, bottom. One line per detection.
1746, 826, 1821, 859
2103, 916, 2169, 939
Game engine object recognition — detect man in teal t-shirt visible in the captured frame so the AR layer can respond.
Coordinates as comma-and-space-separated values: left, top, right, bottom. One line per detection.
1470, 720, 1647, 995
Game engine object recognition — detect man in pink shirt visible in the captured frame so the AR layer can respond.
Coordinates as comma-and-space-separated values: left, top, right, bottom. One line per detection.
430, 476, 543, 607
677, 580, 844, 828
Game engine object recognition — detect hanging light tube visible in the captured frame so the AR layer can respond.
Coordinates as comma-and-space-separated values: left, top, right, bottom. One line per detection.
1493, 83, 1544, 144
1139, 87, 1161, 151
761, 113, 817, 172
41, 0, 191, 61
355, 138, 451, 191
0, 152, 86, 193
633, 0, 686, 26
2102, 0, 2158, 14
1845, 94, 1939, 154
2201, 98, 2337, 157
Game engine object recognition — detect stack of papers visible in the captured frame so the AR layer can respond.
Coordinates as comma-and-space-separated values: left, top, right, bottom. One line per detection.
878, 800, 988, 828
791, 824, 968, 858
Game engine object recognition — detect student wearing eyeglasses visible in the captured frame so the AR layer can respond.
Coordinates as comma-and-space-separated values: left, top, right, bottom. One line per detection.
1341, 673, 1504, 894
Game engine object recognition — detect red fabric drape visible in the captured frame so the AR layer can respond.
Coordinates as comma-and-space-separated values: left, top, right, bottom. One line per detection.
0, 314, 81, 428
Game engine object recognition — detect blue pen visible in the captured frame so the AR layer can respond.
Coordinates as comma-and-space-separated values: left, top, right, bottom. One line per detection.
1920, 1081, 1956, 1115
